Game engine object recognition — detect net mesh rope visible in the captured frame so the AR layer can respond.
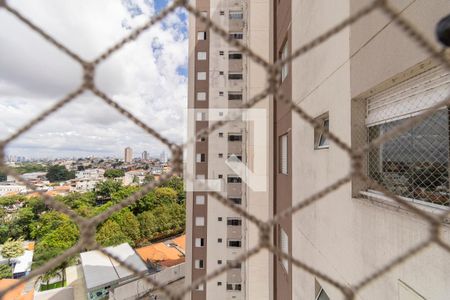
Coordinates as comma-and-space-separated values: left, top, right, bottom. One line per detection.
0, 0, 449, 299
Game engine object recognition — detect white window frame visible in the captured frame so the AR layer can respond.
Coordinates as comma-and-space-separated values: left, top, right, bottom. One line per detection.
197, 72, 207, 80
279, 133, 288, 174
229, 11, 243, 19
197, 31, 206, 40
195, 195, 205, 205
196, 92, 206, 101
194, 259, 204, 269
197, 51, 207, 60
279, 228, 289, 272
314, 114, 329, 150
280, 40, 289, 82
195, 238, 205, 247
195, 216, 205, 226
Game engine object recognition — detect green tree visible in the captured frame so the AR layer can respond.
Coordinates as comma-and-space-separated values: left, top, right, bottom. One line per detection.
143, 174, 154, 184
33, 221, 79, 284
111, 209, 141, 246
46, 165, 75, 182
0, 264, 12, 279
161, 176, 185, 203
96, 220, 131, 247
30, 212, 71, 240
138, 211, 158, 240
0, 225, 8, 244
0, 172, 6, 182
154, 187, 177, 206
138, 203, 185, 241
25, 196, 46, 216
1, 238, 24, 264
104, 169, 125, 179
95, 180, 122, 199
9, 208, 34, 239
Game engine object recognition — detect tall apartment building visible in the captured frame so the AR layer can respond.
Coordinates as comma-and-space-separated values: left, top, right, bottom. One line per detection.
186, 0, 272, 299
124, 147, 133, 163
187, 0, 450, 299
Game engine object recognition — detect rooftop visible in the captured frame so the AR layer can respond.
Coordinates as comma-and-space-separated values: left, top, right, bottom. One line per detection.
0, 279, 34, 300
136, 235, 185, 268
80, 243, 148, 291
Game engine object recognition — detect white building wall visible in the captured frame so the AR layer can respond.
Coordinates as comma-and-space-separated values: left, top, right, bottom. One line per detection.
291, 0, 450, 299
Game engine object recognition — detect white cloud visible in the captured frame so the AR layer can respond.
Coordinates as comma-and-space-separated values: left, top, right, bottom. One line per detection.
0, 0, 188, 159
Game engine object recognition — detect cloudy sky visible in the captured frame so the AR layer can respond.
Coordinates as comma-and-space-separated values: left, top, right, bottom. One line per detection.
0, 0, 188, 159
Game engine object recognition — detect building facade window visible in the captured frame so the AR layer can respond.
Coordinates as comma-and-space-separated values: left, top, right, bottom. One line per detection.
195, 195, 205, 205
196, 92, 206, 101
227, 154, 242, 161
227, 240, 242, 248
227, 175, 242, 183
196, 112, 206, 121
197, 72, 207, 80
227, 218, 242, 226
228, 73, 243, 80
229, 32, 243, 40
195, 217, 205, 226
195, 283, 205, 291
229, 11, 243, 19
194, 259, 204, 269
195, 238, 205, 247
197, 31, 206, 40
280, 40, 289, 82
228, 92, 243, 100
279, 133, 288, 174
279, 227, 289, 272
226, 283, 242, 291
196, 153, 206, 163
314, 113, 329, 149
228, 133, 242, 141
229, 52, 242, 59
368, 109, 449, 205
229, 197, 242, 205
197, 51, 207, 60
362, 65, 450, 206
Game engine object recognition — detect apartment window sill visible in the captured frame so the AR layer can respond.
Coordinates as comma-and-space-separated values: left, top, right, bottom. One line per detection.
359, 190, 450, 223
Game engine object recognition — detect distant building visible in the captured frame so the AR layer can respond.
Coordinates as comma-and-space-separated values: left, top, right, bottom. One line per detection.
136, 235, 185, 270
124, 147, 133, 163
123, 170, 146, 186
159, 151, 167, 164
0, 184, 27, 196
141, 151, 149, 161
75, 169, 105, 181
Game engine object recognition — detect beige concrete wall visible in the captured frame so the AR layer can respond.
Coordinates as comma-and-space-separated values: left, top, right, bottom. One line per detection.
246, 0, 273, 300
290, 0, 450, 299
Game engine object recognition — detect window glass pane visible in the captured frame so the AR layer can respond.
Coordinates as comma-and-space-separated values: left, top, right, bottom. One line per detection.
197, 72, 207, 80
280, 228, 289, 271
229, 11, 243, 19
195, 195, 205, 205
197, 52, 207, 60
368, 109, 449, 206
317, 289, 330, 300
197, 31, 206, 40
318, 118, 329, 147
280, 134, 288, 174
197, 92, 206, 101
281, 41, 289, 81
